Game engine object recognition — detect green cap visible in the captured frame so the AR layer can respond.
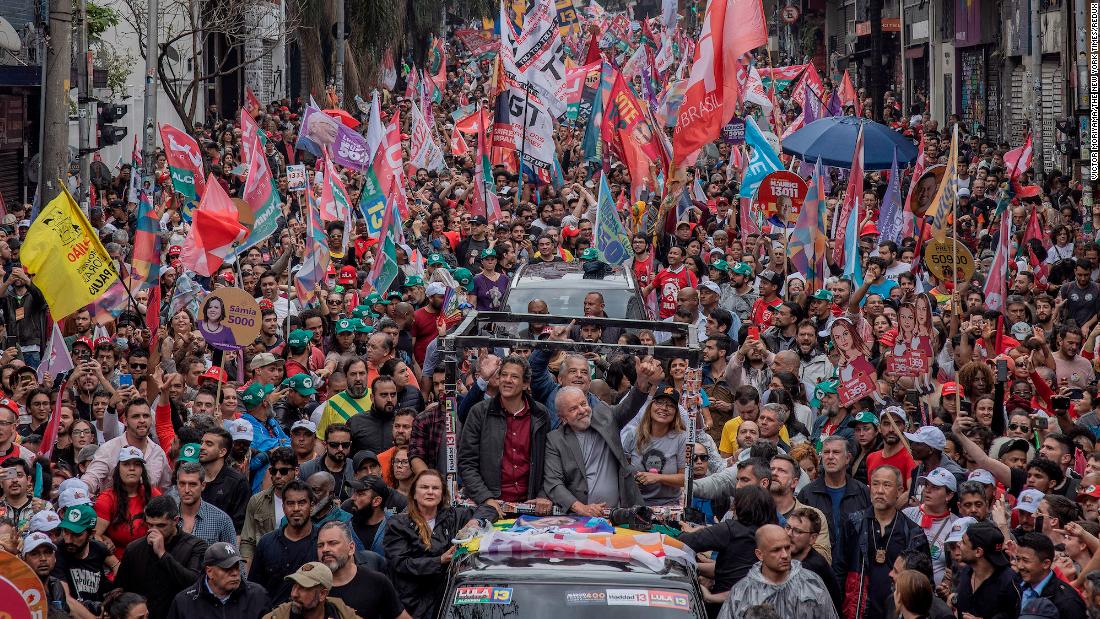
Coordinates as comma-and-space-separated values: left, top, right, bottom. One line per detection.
811, 289, 835, 302
178, 443, 201, 463
731, 261, 753, 276
809, 378, 840, 408
335, 318, 356, 334
287, 329, 313, 351
59, 504, 98, 533
351, 305, 371, 320
355, 319, 373, 334
849, 411, 879, 427
241, 383, 274, 409
480, 247, 497, 259
331, 285, 345, 294
580, 247, 600, 261
427, 253, 447, 266
452, 268, 474, 292
387, 290, 403, 300
281, 373, 318, 396
405, 274, 425, 287
710, 259, 729, 272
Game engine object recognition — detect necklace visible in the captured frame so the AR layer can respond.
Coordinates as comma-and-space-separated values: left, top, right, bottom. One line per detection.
871, 513, 898, 565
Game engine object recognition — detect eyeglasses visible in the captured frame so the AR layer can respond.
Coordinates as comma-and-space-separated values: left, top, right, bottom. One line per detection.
784, 524, 813, 536
271, 467, 295, 476
129, 363, 147, 371
327, 441, 352, 450
1011, 390, 1032, 397
71, 429, 93, 436
393, 459, 410, 466
0, 420, 13, 427
692, 454, 710, 462
1008, 423, 1031, 432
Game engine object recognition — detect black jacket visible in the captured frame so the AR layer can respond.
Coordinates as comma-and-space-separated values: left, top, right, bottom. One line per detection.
166, 576, 270, 619
349, 406, 395, 455
834, 509, 930, 617
954, 563, 1021, 619
202, 463, 250, 531
115, 531, 208, 619
458, 393, 550, 504
1032, 572, 1087, 617
677, 519, 760, 593
796, 475, 871, 544
383, 504, 497, 619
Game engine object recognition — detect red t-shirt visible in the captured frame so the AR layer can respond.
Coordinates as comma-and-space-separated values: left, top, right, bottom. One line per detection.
411, 307, 441, 366
866, 449, 917, 491
750, 297, 783, 328
652, 266, 698, 319
93, 486, 163, 560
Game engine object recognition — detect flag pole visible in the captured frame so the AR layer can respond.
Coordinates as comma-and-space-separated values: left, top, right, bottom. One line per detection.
951, 126, 960, 415
517, 87, 531, 205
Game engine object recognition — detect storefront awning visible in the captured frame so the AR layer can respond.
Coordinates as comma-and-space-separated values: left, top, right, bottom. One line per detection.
905, 45, 926, 59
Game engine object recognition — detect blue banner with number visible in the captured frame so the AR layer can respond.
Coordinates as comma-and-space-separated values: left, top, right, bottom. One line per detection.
594, 174, 633, 266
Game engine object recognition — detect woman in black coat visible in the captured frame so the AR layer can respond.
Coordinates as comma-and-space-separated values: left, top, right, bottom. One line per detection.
383, 469, 496, 619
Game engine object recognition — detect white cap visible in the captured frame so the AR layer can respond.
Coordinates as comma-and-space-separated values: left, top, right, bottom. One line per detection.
879, 406, 908, 424
58, 487, 92, 509
967, 469, 996, 486
425, 282, 447, 297
290, 419, 317, 434
28, 510, 61, 533
945, 517, 977, 543
22, 532, 56, 555
904, 426, 947, 451
918, 466, 957, 492
1015, 488, 1045, 513
700, 280, 721, 295
57, 478, 90, 497
225, 419, 254, 442
118, 446, 145, 463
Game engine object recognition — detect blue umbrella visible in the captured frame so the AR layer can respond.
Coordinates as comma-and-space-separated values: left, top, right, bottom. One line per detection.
780, 116, 918, 170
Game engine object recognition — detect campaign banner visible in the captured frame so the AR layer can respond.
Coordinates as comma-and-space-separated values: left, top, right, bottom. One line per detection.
159, 125, 206, 200
331, 124, 375, 170
409, 100, 446, 171
286, 164, 307, 192
296, 106, 340, 157
593, 174, 633, 265
738, 117, 782, 199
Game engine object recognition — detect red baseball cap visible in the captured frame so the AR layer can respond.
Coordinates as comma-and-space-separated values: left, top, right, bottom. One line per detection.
73, 337, 94, 350
337, 266, 357, 286
167, 245, 183, 256
0, 398, 18, 414
93, 337, 113, 349
941, 382, 960, 397
200, 366, 229, 384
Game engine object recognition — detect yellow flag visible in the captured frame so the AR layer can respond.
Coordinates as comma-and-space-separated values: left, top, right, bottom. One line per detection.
22, 186, 119, 318
925, 125, 959, 240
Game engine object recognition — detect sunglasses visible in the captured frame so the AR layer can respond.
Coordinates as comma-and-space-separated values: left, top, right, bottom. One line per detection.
129, 363, 147, 370
270, 467, 295, 476
327, 441, 352, 450
1008, 423, 1031, 432
692, 454, 710, 462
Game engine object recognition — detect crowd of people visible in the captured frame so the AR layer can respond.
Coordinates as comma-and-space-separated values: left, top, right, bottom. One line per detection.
0, 7, 1097, 619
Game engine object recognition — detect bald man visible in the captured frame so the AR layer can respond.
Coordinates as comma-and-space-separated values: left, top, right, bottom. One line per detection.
656, 288, 707, 345
717, 524, 839, 619
304, 472, 364, 550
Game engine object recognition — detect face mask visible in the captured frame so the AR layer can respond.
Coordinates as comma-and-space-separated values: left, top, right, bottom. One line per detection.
115, 337, 128, 350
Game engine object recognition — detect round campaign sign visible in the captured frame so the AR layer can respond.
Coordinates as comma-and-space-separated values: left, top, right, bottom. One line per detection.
909, 164, 947, 217
198, 287, 262, 351
0, 550, 46, 619
780, 5, 801, 22
755, 171, 808, 227
922, 237, 976, 282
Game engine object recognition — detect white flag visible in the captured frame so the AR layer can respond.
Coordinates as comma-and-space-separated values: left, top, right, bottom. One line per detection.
37, 322, 74, 382
408, 100, 445, 171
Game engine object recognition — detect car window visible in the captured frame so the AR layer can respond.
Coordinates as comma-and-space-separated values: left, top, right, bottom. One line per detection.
505, 287, 637, 318
446, 584, 698, 619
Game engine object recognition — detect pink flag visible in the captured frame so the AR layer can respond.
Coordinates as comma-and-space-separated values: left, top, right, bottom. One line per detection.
984, 209, 1012, 311
180, 175, 247, 276
38, 375, 71, 459
831, 126, 864, 267
1003, 133, 1033, 180
37, 322, 73, 383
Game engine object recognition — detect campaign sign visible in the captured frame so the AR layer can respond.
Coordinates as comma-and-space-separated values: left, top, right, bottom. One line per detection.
287, 164, 307, 192
721, 118, 745, 144
198, 287, 262, 351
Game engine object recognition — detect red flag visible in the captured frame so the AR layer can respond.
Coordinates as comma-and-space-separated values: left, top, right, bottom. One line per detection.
583, 25, 602, 64
145, 284, 161, 350
450, 124, 469, 156
180, 175, 247, 277
832, 126, 864, 267
1004, 133, 1033, 181
244, 87, 262, 118
671, 0, 768, 168
38, 375, 70, 459
984, 208, 1012, 311
838, 69, 859, 115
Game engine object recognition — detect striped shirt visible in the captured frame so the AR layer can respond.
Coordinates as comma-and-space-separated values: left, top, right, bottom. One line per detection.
316, 390, 373, 437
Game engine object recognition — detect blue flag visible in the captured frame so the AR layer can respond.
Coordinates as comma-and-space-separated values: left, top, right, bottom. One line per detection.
594, 174, 634, 265
843, 204, 863, 287
739, 117, 782, 199
876, 150, 904, 245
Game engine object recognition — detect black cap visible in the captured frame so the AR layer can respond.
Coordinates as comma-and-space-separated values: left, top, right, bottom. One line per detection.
964, 521, 1010, 567
653, 384, 680, 404
469, 216, 487, 225
348, 474, 390, 499
204, 542, 242, 568
997, 438, 1031, 459
353, 450, 380, 471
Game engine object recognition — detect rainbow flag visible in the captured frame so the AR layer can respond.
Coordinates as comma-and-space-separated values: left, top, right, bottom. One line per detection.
295, 190, 330, 306
788, 160, 828, 293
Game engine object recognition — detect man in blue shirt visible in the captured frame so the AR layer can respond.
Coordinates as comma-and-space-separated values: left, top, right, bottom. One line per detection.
1015, 531, 1086, 616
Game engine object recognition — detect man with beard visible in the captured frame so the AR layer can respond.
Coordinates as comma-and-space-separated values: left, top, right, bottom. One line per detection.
798, 436, 871, 545
953, 521, 1022, 617
761, 303, 802, 353
317, 358, 372, 439
808, 381, 853, 451
167, 542, 270, 618
174, 460, 237, 546
198, 426, 251, 530
349, 376, 398, 455
806, 290, 837, 344
785, 509, 842, 614
53, 504, 111, 616
304, 472, 361, 545
345, 475, 391, 556
828, 279, 854, 317
725, 262, 758, 322
770, 455, 831, 561
459, 355, 553, 515
266, 562, 359, 619
317, 521, 410, 619
82, 398, 172, 493
23, 532, 75, 614
114, 495, 208, 618
834, 466, 929, 619
377, 409, 414, 486
866, 407, 917, 502
1034, 294, 1057, 333
299, 424, 355, 501
242, 447, 298, 569
250, 479, 320, 605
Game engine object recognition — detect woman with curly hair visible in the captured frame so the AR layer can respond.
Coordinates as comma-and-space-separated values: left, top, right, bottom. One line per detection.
789, 443, 819, 482
957, 360, 995, 402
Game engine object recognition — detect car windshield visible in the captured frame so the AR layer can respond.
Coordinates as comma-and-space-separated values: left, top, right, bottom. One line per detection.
446, 583, 698, 619
504, 286, 641, 319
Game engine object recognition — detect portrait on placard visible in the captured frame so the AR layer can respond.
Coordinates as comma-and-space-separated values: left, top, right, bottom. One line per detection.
831, 318, 876, 406
198, 287, 262, 351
